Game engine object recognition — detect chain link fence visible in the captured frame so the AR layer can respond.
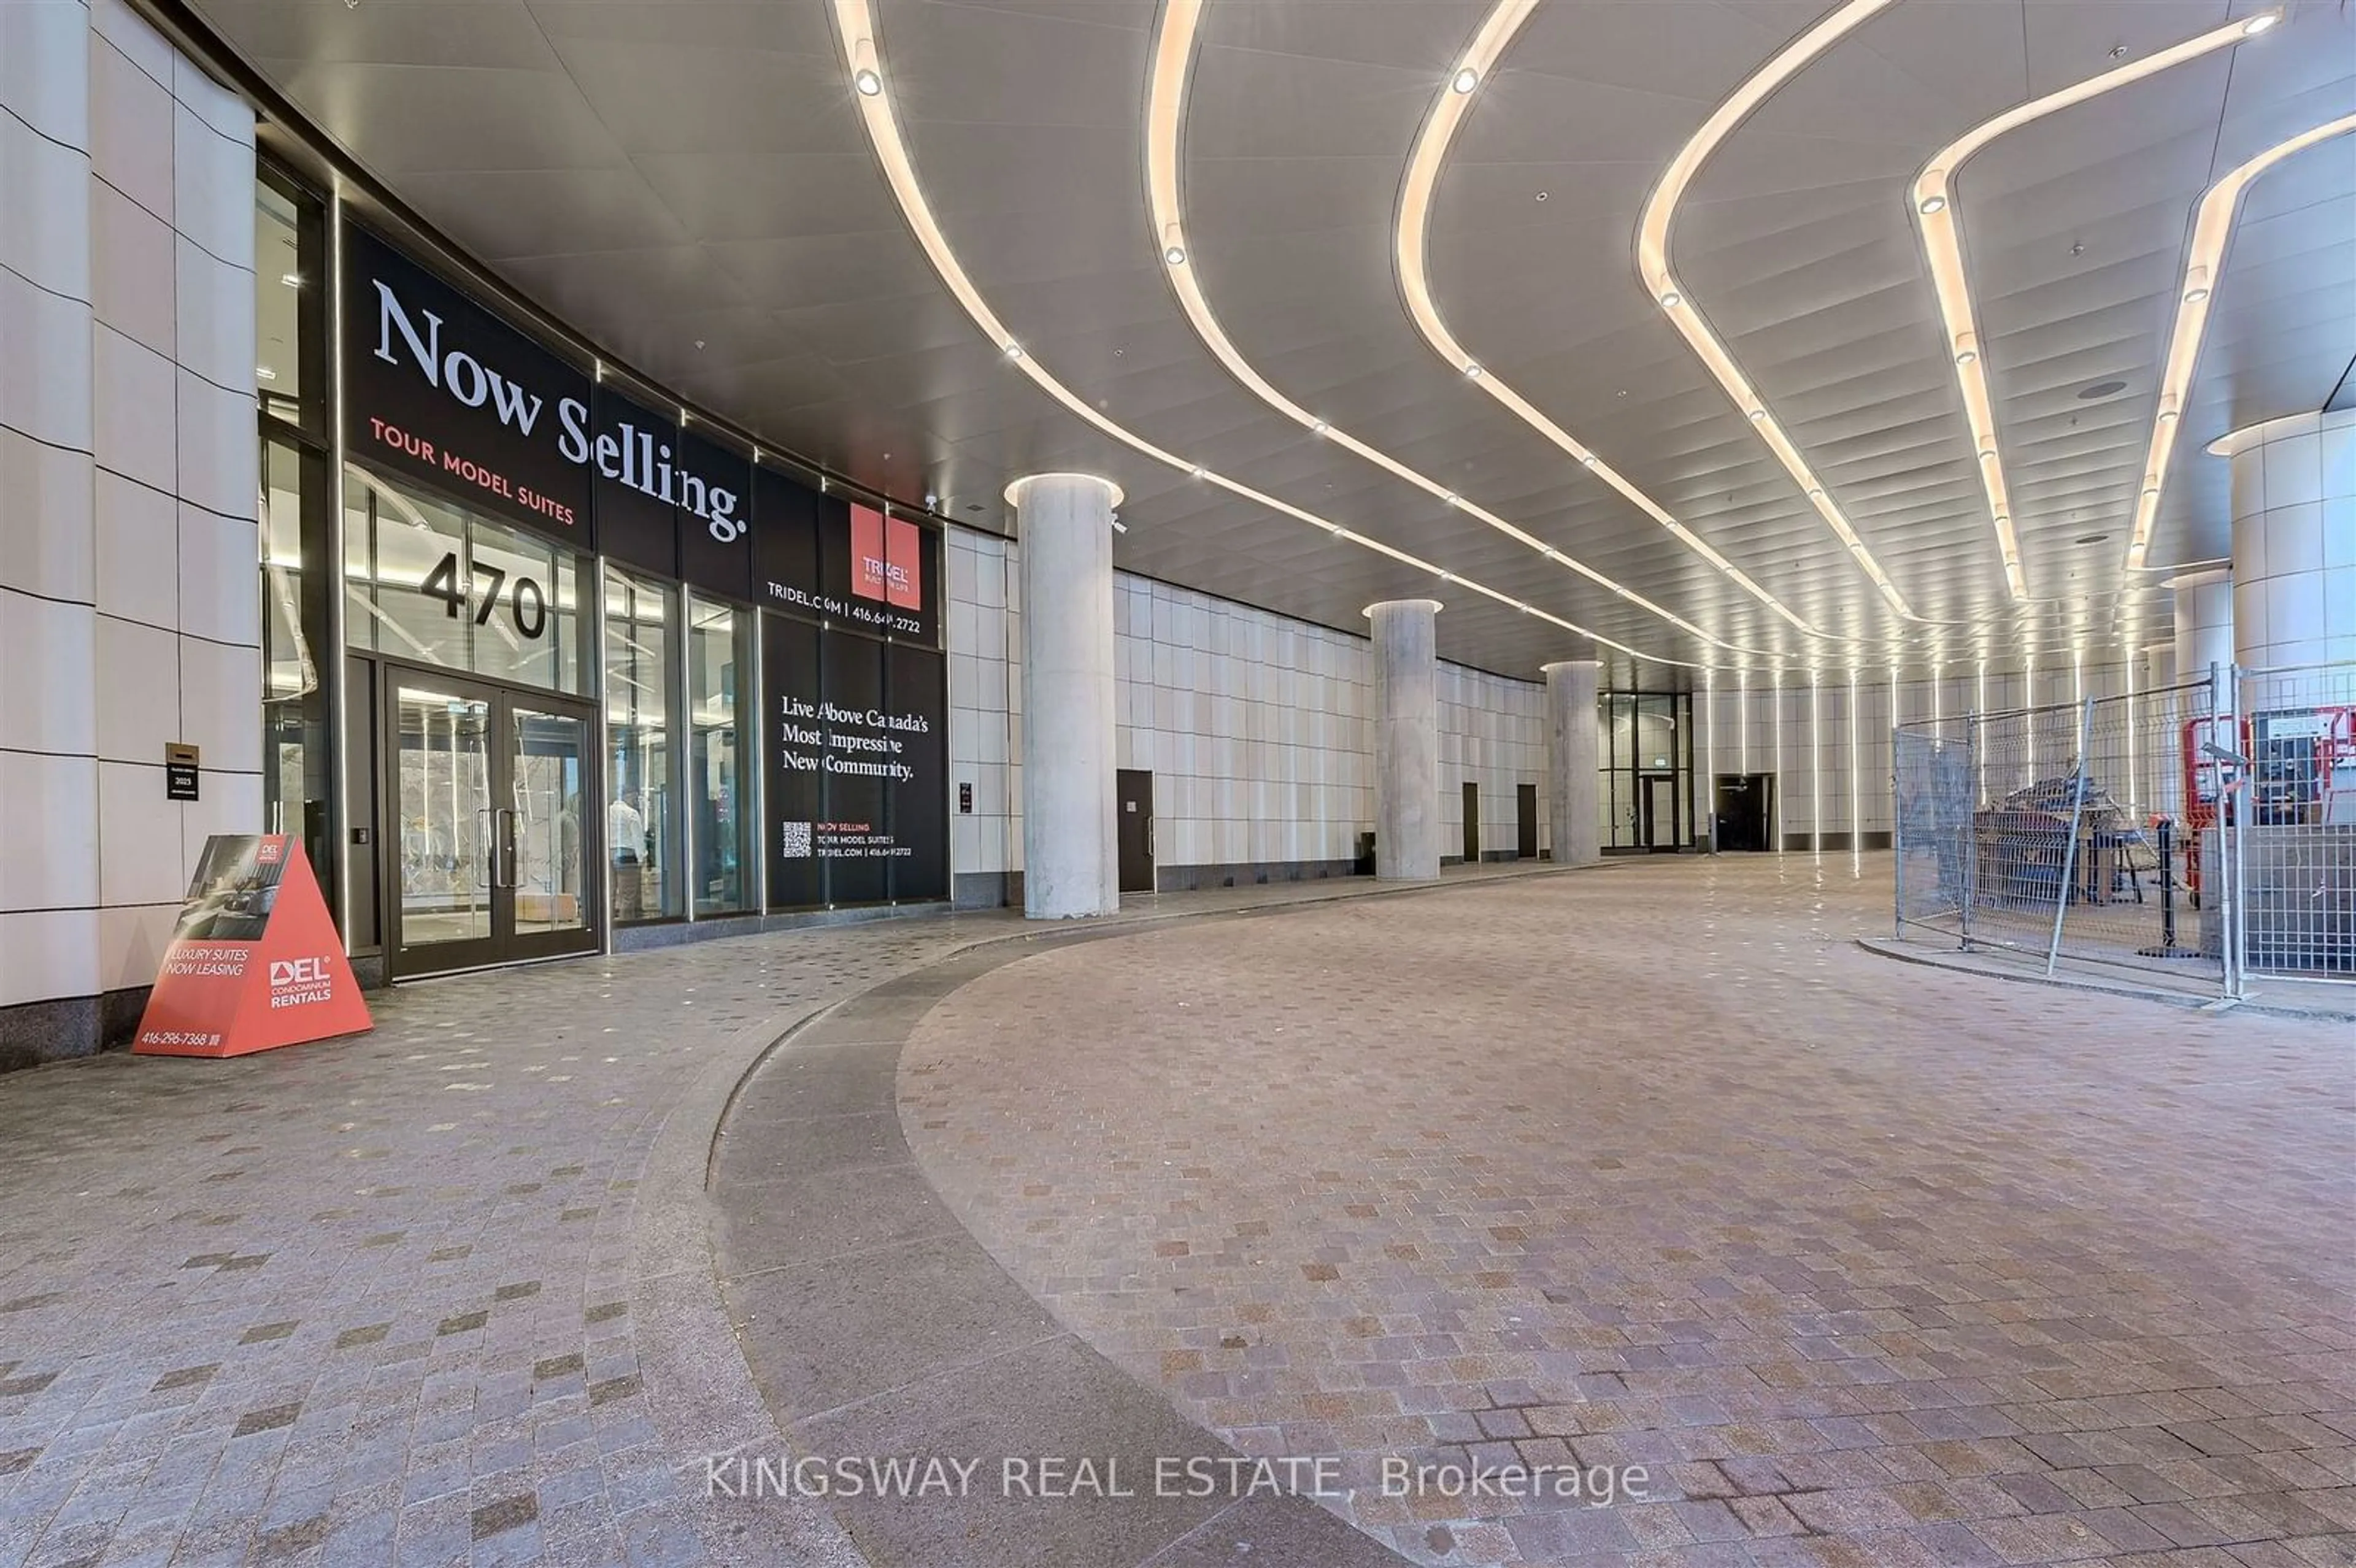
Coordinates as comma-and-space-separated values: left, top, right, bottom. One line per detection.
1895, 659, 2356, 996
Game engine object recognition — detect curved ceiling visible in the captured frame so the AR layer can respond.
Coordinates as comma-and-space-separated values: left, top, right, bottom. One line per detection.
175, 0, 2356, 680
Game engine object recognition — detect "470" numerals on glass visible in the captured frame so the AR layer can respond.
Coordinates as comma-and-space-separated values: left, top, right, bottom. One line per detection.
420, 551, 547, 639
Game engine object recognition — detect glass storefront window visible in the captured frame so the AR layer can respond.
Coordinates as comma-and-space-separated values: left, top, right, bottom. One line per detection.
688, 595, 755, 915
343, 467, 587, 694
255, 177, 319, 435
260, 434, 332, 883
1600, 691, 1694, 849
604, 567, 681, 923
255, 166, 334, 915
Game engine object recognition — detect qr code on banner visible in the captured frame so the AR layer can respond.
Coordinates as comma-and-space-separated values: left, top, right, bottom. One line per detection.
779, 820, 814, 859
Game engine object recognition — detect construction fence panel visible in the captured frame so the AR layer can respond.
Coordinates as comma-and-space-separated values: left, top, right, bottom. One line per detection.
2228, 661, 2356, 987
1892, 719, 1972, 940
1893, 674, 2222, 987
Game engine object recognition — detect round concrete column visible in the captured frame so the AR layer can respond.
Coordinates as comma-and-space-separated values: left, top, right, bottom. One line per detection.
1366, 599, 1441, 882
1542, 659, 1601, 867
2220, 410, 2356, 680
1006, 474, 1122, 919
2170, 568, 2233, 686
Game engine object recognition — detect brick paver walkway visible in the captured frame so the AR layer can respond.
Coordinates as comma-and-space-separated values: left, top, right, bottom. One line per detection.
0, 917, 985, 1568
900, 856, 2356, 1567
0, 864, 1555, 1568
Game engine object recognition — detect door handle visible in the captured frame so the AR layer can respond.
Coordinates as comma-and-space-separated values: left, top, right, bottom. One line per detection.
496, 807, 519, 890
474, 806, 495, 888
1146, 816, 1155, 860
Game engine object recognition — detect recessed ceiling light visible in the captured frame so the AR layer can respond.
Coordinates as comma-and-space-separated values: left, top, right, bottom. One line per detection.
1164, 244, 1185, 266
2077, 379, 2128, 399
1443, 492, 1459, 506
1463, 362, 1482, 380
2242, 12, 2279, 36
965, 503, 984, 513
1658, 290, 1682, 309
1534, 191, 1548, 202
1918, 194, 1946, 215
1747, 408, 1765, 421
1312, 420, 1328, 434
2184, 285, 2210, 302
1451, 66, 1479, 94
2158, 408, 2180, 423
2109, 43, 2129, 59
2074, 532, 2111, 545
1580, 454, 1598, 467
1954, 348, 1977, 366
923, 493, 939, 508
2142, 486, 2160, 499
1004, 343, 1023, 360
853, 67, 882, 96
1189, 465, 1204, 478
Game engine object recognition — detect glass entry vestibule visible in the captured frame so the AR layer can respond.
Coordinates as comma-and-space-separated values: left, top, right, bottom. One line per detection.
347, 463, 604, 978
383, 670, 597, 977
301, 203, 952, 986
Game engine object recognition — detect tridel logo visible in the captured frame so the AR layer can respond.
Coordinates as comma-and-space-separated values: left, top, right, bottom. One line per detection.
850, 504, 923, 610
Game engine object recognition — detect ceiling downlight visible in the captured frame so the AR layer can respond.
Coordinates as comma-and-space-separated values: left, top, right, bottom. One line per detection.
1908, 10, 2279, 602
828, 0, 1691, 669
1634, 0, 1922, 622
1144, 0, 1771, 659
1387, 0, 1850, 649
2127, 111, 2356, 571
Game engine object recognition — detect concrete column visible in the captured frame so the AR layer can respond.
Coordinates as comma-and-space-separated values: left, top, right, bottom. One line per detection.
1, 1, 263, 1063
1007, 473, 1121, 919
1543, 660, 1601, 866
1366, 599, 1441, 881
2220, 410, 2356, 694
2170, 568, 2233, 686
1, 1, 100, 1047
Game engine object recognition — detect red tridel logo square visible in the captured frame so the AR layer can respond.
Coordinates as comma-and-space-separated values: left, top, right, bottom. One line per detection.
851, 504, 922, 610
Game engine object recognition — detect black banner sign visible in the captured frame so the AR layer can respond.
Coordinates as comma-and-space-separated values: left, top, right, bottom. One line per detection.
341, 225, 593, 541
590, 386, 679, 579
344, 221, 936, 647
764, 613, 949, 909
677, 426, 753, 602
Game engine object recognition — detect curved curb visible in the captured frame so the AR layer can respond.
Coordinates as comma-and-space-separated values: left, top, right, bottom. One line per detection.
1855, 936, 2356, 1023
701, 893, 1523, 1567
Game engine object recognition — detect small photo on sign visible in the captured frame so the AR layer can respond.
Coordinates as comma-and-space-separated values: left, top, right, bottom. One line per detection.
171, 836, 289, 942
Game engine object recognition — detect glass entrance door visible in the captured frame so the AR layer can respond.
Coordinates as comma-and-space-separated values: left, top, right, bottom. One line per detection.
389, 673, 598, 977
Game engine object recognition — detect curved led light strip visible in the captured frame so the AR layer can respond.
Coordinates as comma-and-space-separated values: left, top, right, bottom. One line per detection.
1388, 0, 1849, 646
1635, 0, 1922, 621
1148, 0, 1773, 659
2128, 109, 2356, 571
826, 0, 1690, 669
1914, 12, 2282, 601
